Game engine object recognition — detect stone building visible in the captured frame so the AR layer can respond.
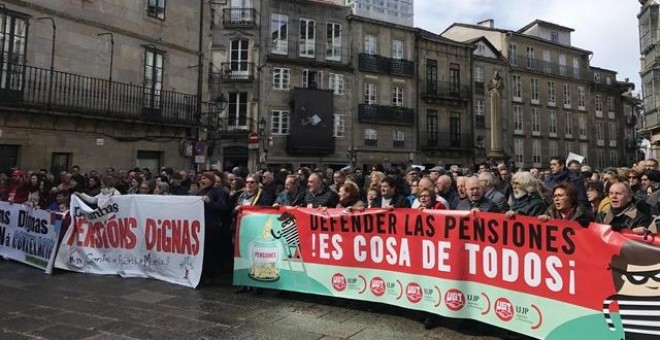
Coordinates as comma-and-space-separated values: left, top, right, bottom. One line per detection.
639, 0, 660, 158
443, 19, 631, 169
415, 29, 474, 168
0, 0, 208, 173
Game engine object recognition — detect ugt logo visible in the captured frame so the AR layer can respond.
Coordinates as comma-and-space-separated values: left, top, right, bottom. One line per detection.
444, 289, 465, 311
331, 273, 346, 292
370, 277, 385, 296
494, 297, 515, 322
406, 282, 423, 303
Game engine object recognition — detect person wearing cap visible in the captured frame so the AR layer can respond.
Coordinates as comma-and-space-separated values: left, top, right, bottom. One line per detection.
5, 169, 29, 204
580, 165, 594, 187
428, 166, 445, 182
567, 160, 581, 173
544, 156, 589, 208
169, 172, 189, 196
198, 171, 229, 281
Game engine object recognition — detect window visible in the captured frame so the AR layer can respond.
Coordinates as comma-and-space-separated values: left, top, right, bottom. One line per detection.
548, 81, 555, 105
0, 13, 28, 91
271, 110, 289, 135
563, 84, 571, 108
514, 138, 524, 167
594, 72, 601, 83
559, 54, 567, 76
328, 73, 344, 95
564, 112, 573, 137
595, 95, 603, 117
580, 143, 588, 163
272, 67, 290, 90
392, 39, 403, 59
513, 106, 523, 134
51, 152, 72, 177
610, 151, 618, 166
326, 23, 341, 61
365, 129, 378, 146
609, 122, 617, 147
606, 76, 612, 85
549, 110, 557, 136
147, 0, 166, 20
531, 108, 540, 135
530, 78, 539, 103
449, 63, 460, 96
526, 46, 534, 69
579, 115, 587, 138
364, 34, 377, 55
597, 150, 605, 169
475, 100, 485, 128
393, 130, 405, 148
333, 114, 345, 137
143, 48, 164, 109
573, 58, 580, 78
450, 116, 461, 147
229, 39, 250, 79
227, 92, 248, 128
596, 122, 604, 146
532, 140, 541, 165
549, 141, 558, 158
364, 83, 377, 104
543, 50, 551, 73
577, 86, 586, 110
299, 18, 315, 57
512, 75, 522, 101
474, 66, 484, 83
565, 141, 574, 155
392, 86, 404, 107
271, 14, 288, 55
426, 59, 437, 95
302, 70, 322, 89
508, 43, 517, 66
607, 96, 615, 118
551, 31, 559, 43
426, 110, 438, 146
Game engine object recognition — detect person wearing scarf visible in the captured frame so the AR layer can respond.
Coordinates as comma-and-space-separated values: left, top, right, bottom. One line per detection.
538, 182, 592, 227
336, 182, 366, 209
505, 171, 547, 218
597, 182, 654, 234
235, 174, 268, 208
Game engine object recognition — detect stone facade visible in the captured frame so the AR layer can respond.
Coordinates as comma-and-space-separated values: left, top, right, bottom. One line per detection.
0, 0, 207, 173
639, 0, 660, 158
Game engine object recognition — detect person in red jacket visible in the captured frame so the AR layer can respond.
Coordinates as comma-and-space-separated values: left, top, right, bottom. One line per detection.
6, 169, 29, 204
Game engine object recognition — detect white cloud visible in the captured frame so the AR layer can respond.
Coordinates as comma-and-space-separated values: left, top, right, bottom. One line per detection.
415, 0, 641, 86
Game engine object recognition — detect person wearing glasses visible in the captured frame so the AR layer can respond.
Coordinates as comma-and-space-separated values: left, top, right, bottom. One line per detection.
538, 182, 592, 227
597, 182, 652, 235
235, 174, 268, 207
544, 156, 589, 208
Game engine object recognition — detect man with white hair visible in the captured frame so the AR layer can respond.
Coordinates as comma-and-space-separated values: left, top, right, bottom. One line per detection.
505, 171, 547, 218
597, 182, 654, 234
479, 171, 509, 212
456, 176, 499, 212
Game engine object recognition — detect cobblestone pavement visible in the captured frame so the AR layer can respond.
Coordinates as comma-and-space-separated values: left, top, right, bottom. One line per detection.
0, 260, 520, 340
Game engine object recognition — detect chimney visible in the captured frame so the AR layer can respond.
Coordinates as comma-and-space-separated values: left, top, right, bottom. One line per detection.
477, 19, 494, 28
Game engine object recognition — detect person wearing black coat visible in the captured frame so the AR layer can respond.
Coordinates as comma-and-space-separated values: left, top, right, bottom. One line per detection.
197, 172, 229, 281
370, 177, 410, 208
544, 156, 588, 208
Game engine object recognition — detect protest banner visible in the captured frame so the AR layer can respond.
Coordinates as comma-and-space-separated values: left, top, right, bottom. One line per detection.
0, 201, 61, 274
233, 206, 660, 340
56, 195, 205, 288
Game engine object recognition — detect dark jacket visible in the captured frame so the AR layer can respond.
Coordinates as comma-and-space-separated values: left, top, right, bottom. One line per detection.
545, 204, 593, 227
596, 202, 652, 232
456, 196, 499, 212
440, 189, 461, 210
486, 188, 509, 212
304, 186, 339, 208
198, 185, 228, 230
510, 193, 547, 217
261, 182, 277, 206
544, 169, 589, 207
274, 189, 306, 206
370, 193, 410, 208
170, 184, 189, 196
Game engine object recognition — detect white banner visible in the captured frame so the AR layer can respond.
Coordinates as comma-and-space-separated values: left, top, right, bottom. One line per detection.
0, 201, 61, 274
55, 195, 205, 288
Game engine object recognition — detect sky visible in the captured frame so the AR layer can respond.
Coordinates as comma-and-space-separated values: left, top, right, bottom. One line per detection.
415, 0, 641, 92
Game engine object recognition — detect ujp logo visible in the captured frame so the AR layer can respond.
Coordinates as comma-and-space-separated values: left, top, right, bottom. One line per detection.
370, 277, 386, 296
494, 297, 514, 322
332, 273, 346, 291
444, 289, 465, 311
406, 282, 423, 303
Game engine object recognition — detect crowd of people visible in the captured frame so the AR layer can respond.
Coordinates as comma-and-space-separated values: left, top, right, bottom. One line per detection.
2, 156, 659, 331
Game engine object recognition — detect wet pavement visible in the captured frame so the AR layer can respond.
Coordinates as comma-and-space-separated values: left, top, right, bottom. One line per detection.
0, 260, 514, 339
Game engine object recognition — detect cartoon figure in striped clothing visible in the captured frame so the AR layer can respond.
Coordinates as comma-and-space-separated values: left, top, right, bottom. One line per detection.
603, 240, 660, 340
272, 212, 301, 259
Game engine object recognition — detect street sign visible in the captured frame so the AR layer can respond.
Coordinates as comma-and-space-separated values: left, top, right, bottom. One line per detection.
248, 132, 259, 143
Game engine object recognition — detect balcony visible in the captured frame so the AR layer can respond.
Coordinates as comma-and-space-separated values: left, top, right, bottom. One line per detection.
358, 104, 414, 126
222, 8, 257, 28
211, 117, 255, 138
421, 80, 471, 101
511, 56, 593, 82
213, 62, 255, 82
358, 53, 390, 74
0, 62, 197, 125
389, 58, 414, 77
419, 131, 473, 151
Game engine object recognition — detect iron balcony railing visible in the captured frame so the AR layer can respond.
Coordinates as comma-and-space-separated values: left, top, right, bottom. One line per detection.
421, 79, 471, 100
213, 62, 255, 82
358, 53, 390, 74
223, 8, 257, 27
419, 131, 474, 150
510, 56, 593, 81
358, 104, 414, 126
0, 62, 197, 124
389, 58, 414, 77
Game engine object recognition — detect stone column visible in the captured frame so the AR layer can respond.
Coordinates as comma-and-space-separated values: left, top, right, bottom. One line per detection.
486, 71, 507, 160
